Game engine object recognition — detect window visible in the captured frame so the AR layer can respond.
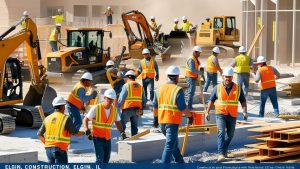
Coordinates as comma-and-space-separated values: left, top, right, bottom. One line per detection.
214, 18, 223, 29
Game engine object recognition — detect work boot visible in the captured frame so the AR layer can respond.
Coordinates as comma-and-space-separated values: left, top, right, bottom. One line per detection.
217, 154, 225, 162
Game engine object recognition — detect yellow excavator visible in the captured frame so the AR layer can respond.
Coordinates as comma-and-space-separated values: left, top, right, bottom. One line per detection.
0, 13, 57, 134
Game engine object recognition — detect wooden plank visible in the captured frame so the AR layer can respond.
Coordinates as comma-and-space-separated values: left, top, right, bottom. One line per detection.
248, 122, 300, 132
245, 143, 300, 153
274, 128, 300, 134
256, 136, 300, 143
245, 142, 266, 148
231, 149, 259, 157
270, 155, 300, 162
248, 133, 270, 139
244, 150, 300, 162
125, 129, 150, 140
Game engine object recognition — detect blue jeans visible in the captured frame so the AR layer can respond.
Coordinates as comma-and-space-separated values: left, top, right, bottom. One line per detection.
93, 137, 111, 163
203, 72, 218, 92
67, 103, 82, 130
160, 124, 184, 163
46, 147, 68, 164
142, 78, 154, 101
121, 108, 139, 136
49, 41, 58, 52
237, 73, 250, 96
107, 16, 113, 24
186, 77, 196, 110
216, 114, 236, 155
259, 87, 279, 117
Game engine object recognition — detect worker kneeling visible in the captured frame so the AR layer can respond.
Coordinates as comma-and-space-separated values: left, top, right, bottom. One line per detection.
83, 89, 126, 163
205, 67, 248, 162
37, 96, 85, 164
153, 65, 193, 163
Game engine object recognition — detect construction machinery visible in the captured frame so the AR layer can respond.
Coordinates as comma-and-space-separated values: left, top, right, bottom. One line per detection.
45, 27, 113, 83
121, 10, 189, 60
196, 16, 240, 45
0, 14, 57, 134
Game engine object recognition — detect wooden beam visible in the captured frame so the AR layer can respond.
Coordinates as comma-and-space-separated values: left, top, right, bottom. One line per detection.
125, 129, 150, 140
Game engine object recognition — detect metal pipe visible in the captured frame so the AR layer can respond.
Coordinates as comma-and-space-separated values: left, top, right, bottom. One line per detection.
292, 0, 296, 67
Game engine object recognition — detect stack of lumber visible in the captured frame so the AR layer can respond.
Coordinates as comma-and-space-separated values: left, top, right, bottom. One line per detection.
282, 75, 300, 96
235, 121, 300, 162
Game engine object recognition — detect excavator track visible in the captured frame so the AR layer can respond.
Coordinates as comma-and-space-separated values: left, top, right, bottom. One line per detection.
30, 110, 43, 128
0, 114, 15, 134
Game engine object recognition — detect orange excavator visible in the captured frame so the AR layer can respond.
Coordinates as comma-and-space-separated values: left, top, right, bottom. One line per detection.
0, 13, 57, 134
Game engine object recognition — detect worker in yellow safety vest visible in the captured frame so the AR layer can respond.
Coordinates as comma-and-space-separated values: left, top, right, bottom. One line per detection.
83, 89, 126, 163
181, 16, 195, 46
106, 60, 125, 97
173, 18, 181, 31
153, 65, 193, 163
67, 72, 98, 131
203, 46, 223, 92
49, 24, 64, 52
231, 46, 253, 96
104, 6, 113, 25
117, 70, 146, 136
149, 16, 160, 40
205, 67, 247, 162
253, 56, 280, 117
37, 96, 85, 163
52, 9, 64, 25
137, 48, 159, 102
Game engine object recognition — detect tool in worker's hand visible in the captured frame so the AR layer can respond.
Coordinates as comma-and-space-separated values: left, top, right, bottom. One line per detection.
181, 118, 191, 156
85, 129, 92, 140
37, 106, 46, 121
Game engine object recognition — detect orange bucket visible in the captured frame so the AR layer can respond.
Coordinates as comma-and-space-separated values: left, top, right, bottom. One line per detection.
192, 111, 204, 125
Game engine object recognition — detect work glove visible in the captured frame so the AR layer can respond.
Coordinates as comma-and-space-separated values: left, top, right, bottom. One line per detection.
120, 132, 127, 140
199, 67, 205, 76
153, 116, 159, 128
136, 109, 143, 117
85, 129, 92, 140
243, 112, 248, 121
188, 115, 194, 125
92, 90, 98, 99
155, 74, 159, 81
205, 112, 210, 121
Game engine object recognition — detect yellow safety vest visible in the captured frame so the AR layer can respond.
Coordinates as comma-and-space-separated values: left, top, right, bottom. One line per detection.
140, 58, 155, 79
173, 23, 179, 31
186, 56, 200, 78
49, 28, 58, 42
45, 112, 71, 151
181, 21, 191, 32
106, 68, 122, 88
206, 55, 218, 73
67, 82, 88, 110
235, 54, 251, 73
52, 15, 64, 24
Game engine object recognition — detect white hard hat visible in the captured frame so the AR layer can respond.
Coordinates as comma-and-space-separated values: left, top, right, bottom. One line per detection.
212, 47, 220, 54
52, 96, 66, 106
256, 55, 266, 64
23, 11, 28, 16
239, 46, 247, 53
81, 72, 93, 81
107, 6, 111, 9
150, 16, 155, 20
174, 18, 179, 22
166, 65, 180, 76
193, 46, 202, 52
142, 48, 150, 54
125, 70, 136, 77
222, 67, 234, 76
106, 60, 114, 67
182, 16, 187, 20
56, 23, 61, 27
104, 89, 116, 100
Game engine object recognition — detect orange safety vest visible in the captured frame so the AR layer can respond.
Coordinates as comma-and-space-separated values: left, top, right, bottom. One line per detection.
206, 55, 218, 73
106, 68, 122, 88
157, 84, 182, 124
45, 112, 71, 151
92, 103, 118, 140
122, 81, 143, 109
67, 82, 88, 110
186, 56, 200, 78
215, 83, 241, 118
259, 66, 276, 90
140, 58, 155, 79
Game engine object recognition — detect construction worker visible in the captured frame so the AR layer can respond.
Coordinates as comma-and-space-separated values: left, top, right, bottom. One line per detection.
49, 24, 64, 52
137, 48, 159, 102
153, 65, 193, 163
67, 72, 98, 130
253, 56, 280, 117
205, 67, 247, 162
203, 18, 212, 29
203, 46, 223, 92
149, 16, 159, 40
21, 11, 29, 29
37, 96, 85, 163
83, 89, 126, 163
231, 46, 253, 96
104, 6, 113, 25
106, 60, 125, 97
186, 46, 203, 110
117, 70, 146, 136
173, 18, 181, 31
181, 16, 195, 46
52, 9, 64, 25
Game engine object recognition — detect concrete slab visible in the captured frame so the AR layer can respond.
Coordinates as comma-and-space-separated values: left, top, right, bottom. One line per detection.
0, 151, 38, 163
291, 99, 300, 106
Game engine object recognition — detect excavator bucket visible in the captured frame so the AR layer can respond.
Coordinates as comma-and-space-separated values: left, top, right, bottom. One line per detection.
23, 84, 57, 114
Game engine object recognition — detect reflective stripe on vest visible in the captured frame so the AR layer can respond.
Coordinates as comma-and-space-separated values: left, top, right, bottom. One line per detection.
186, 56, 200, 78
45, 112, 71, 151
158, 84, 182, 124
259, 66, 276, 90
122, 81, 143, 109
206, 55, 218, 73
215, 83, 241, 117
49, 28, 57, 42
141, 58, 155, 79
235, 54, 251, 73
181, 21, 191, 32
92, 103, 117, 140
67, 82, 87, 110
